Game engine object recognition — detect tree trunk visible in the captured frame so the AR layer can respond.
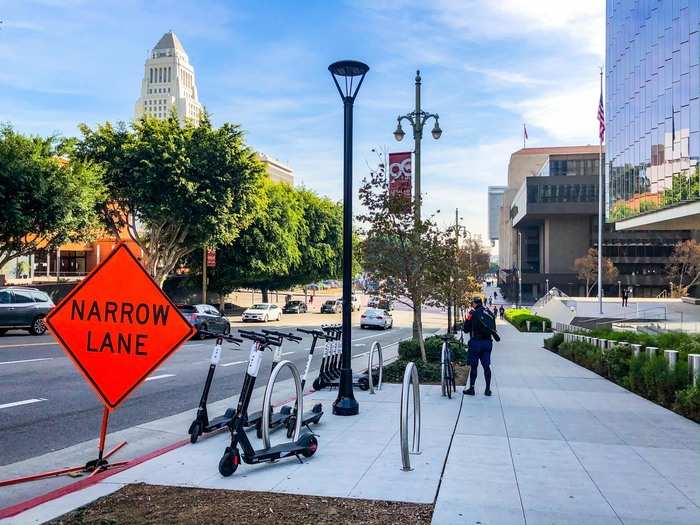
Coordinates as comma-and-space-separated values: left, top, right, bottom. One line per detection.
416, 307, 427, 363
586, 278, 590, 297
219, 293, 225, 313
447, 298, 453, 333
261, 288, 269, 302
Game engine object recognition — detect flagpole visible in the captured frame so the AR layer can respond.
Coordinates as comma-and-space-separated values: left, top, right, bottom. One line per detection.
597, 67, 604, 315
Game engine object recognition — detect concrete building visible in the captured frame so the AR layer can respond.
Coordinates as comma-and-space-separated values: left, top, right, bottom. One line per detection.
498, 146, 690, 300
487, 186, 506, 247
258, 153, 294, 185
134, 31, 204, 125
605, 0, 700, 233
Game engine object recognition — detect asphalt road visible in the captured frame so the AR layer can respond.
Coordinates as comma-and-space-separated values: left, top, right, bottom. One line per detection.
0, 314, 417, 466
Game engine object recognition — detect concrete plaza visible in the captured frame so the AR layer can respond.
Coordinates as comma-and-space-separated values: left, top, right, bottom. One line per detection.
5, 321, 700, 525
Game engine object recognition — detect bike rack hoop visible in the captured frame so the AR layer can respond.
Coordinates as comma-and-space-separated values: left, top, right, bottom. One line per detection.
368, 341, 383, 394
400, 362, 421, 471
261, 360, 303, 449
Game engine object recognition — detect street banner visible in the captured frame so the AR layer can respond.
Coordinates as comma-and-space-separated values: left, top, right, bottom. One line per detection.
45, 243, 195, 409
207, 248, 216, 268
388, 151, 412, 200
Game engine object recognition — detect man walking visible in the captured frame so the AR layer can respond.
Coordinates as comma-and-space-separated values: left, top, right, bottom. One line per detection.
463, 297, 500, 396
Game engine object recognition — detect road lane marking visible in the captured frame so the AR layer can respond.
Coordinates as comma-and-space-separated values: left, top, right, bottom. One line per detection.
221, 360, 247, 367
0, 342, 58, 349
145, 374, 175, 381
0, 358, 53, 365
281, 351, 295, 356
0, 398, 47, 409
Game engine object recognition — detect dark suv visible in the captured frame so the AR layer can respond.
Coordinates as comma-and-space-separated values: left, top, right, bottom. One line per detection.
0, 287, 54, 335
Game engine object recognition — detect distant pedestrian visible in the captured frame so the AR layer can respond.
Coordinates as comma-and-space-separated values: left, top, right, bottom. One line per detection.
493, 291, 498, 300
499, 305, 505, 319
463, 297, 500, 397
492, 305, 498, 318
622, 289, 628, 307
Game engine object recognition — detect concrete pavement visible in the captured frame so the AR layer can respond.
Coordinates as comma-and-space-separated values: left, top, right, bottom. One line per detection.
4, 318, 699, 524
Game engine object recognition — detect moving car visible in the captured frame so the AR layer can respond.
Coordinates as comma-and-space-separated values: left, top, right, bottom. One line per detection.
360, 308, 393, 330
283, 300, 308, 314
241, 303, 282, 322
367, 296, 380, 308
321, 299, 342, 314
0, 287, 54, 335
177, 304, 231, 340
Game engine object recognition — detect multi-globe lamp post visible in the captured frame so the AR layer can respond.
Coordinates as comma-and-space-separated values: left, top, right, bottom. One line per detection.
328, 60, 369, 416
393, 70, 442, 224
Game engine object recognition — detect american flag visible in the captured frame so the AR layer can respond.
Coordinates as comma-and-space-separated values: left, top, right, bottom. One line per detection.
523, 123, 528, 141
597, 91, 605, 142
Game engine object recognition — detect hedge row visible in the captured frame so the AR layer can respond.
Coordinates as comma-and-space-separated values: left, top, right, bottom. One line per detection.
383, 334, 467, 383
504, 308, 552, 332
587, 328, 700, 355
543, 335, 700, 422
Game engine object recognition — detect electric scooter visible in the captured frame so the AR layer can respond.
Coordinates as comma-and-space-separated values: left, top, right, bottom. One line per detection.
218, 330, 318, 477
188, 331, 243, 444
312, 324, 377, 391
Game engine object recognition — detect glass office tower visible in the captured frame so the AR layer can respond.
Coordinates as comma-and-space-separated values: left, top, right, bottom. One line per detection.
606, 0, 700, 221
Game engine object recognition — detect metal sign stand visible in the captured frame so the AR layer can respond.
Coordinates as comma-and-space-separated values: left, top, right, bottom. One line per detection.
0, 406, 128, 487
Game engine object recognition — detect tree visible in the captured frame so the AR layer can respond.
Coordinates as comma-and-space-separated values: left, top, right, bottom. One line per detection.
189, 184, 344, 304
574, 248, 619, 297
74, 113, 266, 287
358, 160, 444, 362
668, 239, 700, 297
0, 125, 103, 270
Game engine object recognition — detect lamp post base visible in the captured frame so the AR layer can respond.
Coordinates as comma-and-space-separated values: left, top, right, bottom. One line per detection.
332, 368, 359, 416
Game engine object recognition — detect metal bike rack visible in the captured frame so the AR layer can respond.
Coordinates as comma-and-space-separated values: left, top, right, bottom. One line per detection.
261, 360, 303, 449
368, 341, 384, 394
400, 362, 421, 471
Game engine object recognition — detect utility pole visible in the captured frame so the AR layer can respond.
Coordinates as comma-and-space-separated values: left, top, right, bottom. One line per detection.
202, 248, 207, 304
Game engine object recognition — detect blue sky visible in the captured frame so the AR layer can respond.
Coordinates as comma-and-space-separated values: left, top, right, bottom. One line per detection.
0, 0, 604, 244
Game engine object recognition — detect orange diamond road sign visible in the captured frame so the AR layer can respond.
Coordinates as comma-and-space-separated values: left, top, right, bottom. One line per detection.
45, 243, 195, 409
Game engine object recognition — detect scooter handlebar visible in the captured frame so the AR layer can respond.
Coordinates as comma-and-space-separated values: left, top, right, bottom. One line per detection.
261, 329, 302, 342
198, 330, 243, 345
297, 327, 334, 340
238, 329, 283, 347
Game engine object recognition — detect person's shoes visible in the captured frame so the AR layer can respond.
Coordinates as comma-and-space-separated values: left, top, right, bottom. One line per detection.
463, 387, 475, 396
484, 389, 492, 396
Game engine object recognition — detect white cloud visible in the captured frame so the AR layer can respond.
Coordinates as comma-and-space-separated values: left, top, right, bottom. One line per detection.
509, 80, 602, 144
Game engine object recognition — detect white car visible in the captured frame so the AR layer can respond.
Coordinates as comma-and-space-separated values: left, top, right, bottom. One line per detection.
360, 308, 393, 330
241, 303, 282, 322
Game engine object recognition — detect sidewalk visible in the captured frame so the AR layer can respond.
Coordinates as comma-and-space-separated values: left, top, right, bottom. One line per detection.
433, 321, 700, 525
4, 321, 700, 524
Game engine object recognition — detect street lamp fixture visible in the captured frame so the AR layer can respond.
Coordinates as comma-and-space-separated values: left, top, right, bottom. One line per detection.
393, 121, 405, 142
328, 59, 369, 417
431, 121, 442, 140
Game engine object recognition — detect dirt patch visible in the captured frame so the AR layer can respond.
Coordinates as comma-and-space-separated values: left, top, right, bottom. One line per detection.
49, 483, 433, 525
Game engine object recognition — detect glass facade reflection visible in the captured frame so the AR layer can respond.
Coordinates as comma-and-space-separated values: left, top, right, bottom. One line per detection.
606, 0, 700, 222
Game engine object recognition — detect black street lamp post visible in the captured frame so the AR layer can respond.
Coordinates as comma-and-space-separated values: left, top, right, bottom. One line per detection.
328, 60, 369, 416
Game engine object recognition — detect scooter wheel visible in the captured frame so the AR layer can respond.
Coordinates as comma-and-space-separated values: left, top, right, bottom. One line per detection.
312, 403, 322, 414
280, 405, 292, 415
189, 422, 201, 444
358, 377, 370, 391
312, 378, 322, 391
300, 434, 318, 458
256, 420, 263, 440
218, 447, 240, 477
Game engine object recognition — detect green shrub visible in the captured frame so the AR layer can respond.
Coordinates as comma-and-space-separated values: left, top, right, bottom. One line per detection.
504, 308, 552, 332
673, 385, 700, 423
398, 335, 467, 363
602, 345, 631, 382
544, 333, 564, 351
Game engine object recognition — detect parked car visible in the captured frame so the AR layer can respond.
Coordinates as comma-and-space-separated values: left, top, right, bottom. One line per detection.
360, 308, 393, 330
177, 304, 231, 340
241, 303, 282, 322
0, 287, 54, 336
320, 299, 342, 314
283, 300, 308, 314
